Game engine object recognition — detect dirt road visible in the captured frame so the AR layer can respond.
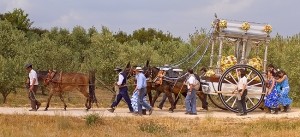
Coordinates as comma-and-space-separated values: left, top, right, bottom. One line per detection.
0, 107, 299, 119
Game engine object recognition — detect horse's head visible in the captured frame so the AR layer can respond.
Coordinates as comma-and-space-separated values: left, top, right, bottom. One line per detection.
124, 67, 136, 79
37, 70, 49, 82
44, 70, 57, 86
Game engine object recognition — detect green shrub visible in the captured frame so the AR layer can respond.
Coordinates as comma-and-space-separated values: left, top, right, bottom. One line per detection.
85, 113, 103, 126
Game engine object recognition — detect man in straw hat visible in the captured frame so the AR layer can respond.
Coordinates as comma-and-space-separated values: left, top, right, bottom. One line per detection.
25, 63, 41, 111
134, 66, 153, 116
108, 67, 134, 113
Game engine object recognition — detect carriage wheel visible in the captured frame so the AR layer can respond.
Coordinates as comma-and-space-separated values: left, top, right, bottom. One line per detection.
208, 94, 227, 110
218, 64, 266, 113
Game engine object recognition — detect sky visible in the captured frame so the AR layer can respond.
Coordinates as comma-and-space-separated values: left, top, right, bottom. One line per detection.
0, 0, 299, 41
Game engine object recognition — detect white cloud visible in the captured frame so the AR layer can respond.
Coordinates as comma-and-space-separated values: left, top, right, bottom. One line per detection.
201, 0, 255, 15
52, 11, 83, 26
0, 0, 31, 12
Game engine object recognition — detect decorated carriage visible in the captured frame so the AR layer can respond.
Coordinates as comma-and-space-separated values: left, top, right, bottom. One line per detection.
153, 16, 272, 113
198, 17, 272, 112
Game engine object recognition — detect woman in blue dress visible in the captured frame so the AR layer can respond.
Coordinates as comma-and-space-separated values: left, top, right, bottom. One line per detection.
264, 70, 279, 114
276, 70, 292, 112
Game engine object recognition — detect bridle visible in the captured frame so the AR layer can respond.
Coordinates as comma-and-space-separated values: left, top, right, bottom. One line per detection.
44, 71, 57, 85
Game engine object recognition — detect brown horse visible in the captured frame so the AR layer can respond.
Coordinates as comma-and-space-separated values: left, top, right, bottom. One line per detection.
151, 69, 208, 112
37, 70, 49, 95
44, 70, 96, 111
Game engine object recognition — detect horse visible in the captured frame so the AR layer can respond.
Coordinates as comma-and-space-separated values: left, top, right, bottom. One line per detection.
125, 60, 158, 105
43, 70, 96, 111
151, 68, 208, 112
37, 70, 49, 95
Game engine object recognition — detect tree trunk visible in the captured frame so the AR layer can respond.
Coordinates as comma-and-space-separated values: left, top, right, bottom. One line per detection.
2, 93, 7, 103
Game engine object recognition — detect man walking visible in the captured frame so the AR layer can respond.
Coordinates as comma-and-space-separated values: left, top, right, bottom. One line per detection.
108, 67, 134, 113
25, 64, 41, 111
135, 67, 153, 116
185, 68, 197, 115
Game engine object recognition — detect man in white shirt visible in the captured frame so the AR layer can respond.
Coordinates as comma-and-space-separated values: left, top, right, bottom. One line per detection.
185, 68, 197, 115
25, 64, 41, 111
236, 69, 248, 116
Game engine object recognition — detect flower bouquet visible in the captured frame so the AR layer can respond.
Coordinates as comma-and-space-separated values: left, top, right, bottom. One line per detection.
241, 22, 251, 32
219, 20, 227, 29
263, 24, 272, 34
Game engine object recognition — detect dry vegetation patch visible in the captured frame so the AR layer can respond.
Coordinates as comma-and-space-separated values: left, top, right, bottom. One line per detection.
1, 114, 300, 137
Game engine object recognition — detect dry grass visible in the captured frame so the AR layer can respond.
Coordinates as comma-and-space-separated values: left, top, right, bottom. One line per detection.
0, 114, 300, 137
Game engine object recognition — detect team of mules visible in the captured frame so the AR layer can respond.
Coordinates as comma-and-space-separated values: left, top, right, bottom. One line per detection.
35, 60, 208, 112
127, 60, 208, 112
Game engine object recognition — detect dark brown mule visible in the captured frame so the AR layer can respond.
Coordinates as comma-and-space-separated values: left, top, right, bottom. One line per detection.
126, 61, 156, 105
44, 70, 96, 111
142, 66, 170, 107
152, 69, 208, 112
37, 71, 49, 95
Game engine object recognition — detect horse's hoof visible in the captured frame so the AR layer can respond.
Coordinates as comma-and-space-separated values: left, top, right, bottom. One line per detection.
169, 110, 174, 113
44, 108, 48, 111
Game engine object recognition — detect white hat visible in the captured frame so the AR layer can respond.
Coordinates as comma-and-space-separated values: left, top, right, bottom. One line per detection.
135, 67, 143, 71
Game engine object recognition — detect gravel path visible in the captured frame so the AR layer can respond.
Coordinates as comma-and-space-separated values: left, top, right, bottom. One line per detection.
0, 107, 299, 119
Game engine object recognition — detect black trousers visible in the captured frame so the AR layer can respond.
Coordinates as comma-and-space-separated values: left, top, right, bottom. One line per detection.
237, 89, 247, 113
111, 87, 133, 112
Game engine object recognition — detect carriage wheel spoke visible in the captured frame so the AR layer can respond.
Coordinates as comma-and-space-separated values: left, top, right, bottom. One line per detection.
246, 70, 253, 79
225, 95, 235, 103
224, 78, 236, 85
231, 97, 237, 108
247, 96, 255, 106
247, 82, 262, 87
228, 72, 238, 84
247, 75, 258, 85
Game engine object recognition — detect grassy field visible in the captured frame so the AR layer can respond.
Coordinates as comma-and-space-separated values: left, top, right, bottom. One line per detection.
0, 114, 300, 137
0, 86, 300, 137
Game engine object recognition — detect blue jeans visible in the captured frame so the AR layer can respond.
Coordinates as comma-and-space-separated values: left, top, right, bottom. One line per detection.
185, 89, 197, 113
138, 88, 151, 114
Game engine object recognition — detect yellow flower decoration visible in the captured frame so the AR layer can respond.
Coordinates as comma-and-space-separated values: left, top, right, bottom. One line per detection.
220, 55, 237, 72
219, 20, 227, 29
247, 57, 263, 71
241, 22, 251, 31
263, 24, 272, 34
205, 69, 216, 77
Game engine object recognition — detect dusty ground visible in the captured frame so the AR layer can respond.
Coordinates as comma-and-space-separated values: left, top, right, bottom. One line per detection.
0, 107, 299, 120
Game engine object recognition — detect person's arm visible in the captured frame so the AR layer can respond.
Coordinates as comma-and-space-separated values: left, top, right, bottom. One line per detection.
116, 74, 124, 86
188, 77, 195, 92
275, 75, 286, 83
135, 74, 142, 91
267, 78, 275, 95
30, 78, 36, 91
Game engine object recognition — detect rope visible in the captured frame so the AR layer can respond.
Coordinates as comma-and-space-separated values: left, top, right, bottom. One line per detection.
95, 78, 127, 103
191, 35, 212, 69
162, 33, 213, 80
170, 28, 212, 67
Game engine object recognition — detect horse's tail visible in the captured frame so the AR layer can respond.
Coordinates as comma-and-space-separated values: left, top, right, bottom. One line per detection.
89, 70, 98, 107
